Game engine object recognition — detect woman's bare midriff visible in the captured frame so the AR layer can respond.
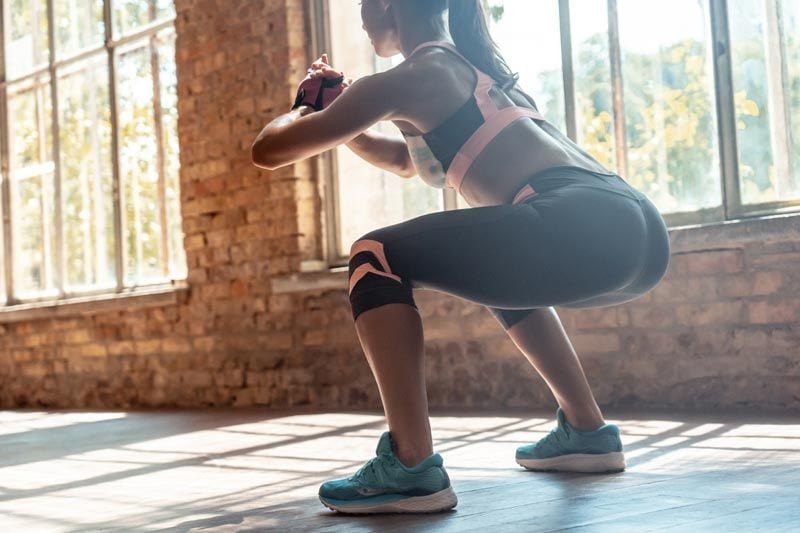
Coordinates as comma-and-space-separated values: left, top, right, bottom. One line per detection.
393, 116, 596, 207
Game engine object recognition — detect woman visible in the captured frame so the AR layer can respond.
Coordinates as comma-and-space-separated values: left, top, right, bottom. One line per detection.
252, 0, 669, 515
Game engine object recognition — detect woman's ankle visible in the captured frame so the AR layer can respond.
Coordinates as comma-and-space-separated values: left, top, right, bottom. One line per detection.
394, 444, 434, 468
563, 409, 605, 433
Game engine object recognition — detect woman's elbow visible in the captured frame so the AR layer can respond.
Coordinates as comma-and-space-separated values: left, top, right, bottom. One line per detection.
401, 163, 417, 179
393, 151, 416, 179
251, 138, 282, 170
251, 140, 271, 169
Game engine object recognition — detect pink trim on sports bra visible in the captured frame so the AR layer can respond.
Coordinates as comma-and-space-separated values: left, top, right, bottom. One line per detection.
447, 106, 544, 192
407, 40, 547, 193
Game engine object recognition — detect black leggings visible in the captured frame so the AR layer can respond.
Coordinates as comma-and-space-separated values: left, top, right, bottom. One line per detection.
348, 166, 670, 330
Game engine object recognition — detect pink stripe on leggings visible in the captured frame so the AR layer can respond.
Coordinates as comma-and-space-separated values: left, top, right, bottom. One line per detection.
512, 183, 538, 205
348, 263, 402, 295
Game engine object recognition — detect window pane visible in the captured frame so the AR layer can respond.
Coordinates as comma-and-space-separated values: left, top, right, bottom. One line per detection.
487, 0, 566, 129
6, 0, 49, 79
329, 1, 443, 254
113, 0, 171, 38
571, 0, 616, 170
11, 172, 57, 295
0, 180, 4, 303
337, 147, 445, 253
618, 0, 720, 213
729, 0, 800, 204
54, 0, 104, 59
58, 56, 115, 290
7, 83, 57, 296
117, 43, 164, 283
155, 29, 186, 278
156, 0, 175, 22
8, 79, 52, 170
787, 2, 800, 189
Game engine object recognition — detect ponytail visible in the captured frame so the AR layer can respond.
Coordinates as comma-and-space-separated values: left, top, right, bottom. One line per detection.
447, 0, 539, 110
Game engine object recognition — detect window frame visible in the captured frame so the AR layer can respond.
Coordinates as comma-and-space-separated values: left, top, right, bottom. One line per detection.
0, 0, 181, 307
312, 0, 800, 268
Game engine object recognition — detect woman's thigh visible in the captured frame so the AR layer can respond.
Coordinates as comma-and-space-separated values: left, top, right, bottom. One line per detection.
358, 182, 649, 312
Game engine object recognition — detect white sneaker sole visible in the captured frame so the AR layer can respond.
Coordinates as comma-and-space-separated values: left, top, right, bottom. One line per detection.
319, 486, 458, 514
517, 451, 626, 473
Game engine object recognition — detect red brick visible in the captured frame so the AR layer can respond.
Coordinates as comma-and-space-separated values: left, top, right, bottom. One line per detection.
675, 302, 745, 326
747, 300, 800, 324
629, 306, 676, 327
749, 252, 800, 270
573, 308, 630, 329
685, 249, 744, 274
572, 333, 621, 353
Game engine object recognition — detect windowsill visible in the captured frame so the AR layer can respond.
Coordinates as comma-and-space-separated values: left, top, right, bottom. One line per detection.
0, 280, 190, 323
274, 213, 800, 294
272, 263, 348, 294
668, 211, 800, 252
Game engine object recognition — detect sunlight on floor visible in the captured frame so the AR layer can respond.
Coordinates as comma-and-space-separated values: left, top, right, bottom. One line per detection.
1, 410, 799, 531
0, 411, 128, 437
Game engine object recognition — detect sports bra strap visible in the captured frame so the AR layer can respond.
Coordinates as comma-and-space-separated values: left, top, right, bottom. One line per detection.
409, 40, 465, 61
408, 40, 499, 116
406, 41, 545, 117
408, 39, 547, 123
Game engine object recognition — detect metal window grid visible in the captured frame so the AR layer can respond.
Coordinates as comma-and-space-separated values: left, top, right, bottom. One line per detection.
0, 0, 177, 306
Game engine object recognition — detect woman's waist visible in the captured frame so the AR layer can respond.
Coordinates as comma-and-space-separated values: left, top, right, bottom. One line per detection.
459, 156, 577, 206
511, 165, 640, 204
456, 154, 636, 207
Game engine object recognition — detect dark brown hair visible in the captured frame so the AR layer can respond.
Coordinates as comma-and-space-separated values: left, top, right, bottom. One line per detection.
418, 0, 539, 110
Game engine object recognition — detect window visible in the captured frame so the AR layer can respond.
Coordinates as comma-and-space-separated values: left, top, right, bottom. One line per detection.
0, 0, 185, 306
728, 0, 800, 205
317, 0, 800, 265
617, 0, 720, 213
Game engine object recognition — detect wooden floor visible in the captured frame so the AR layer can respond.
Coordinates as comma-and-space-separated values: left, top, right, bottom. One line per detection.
1, 408, 799, 532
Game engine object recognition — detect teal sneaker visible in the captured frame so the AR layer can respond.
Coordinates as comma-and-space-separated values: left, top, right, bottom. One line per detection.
516, 408, 626, 473
319, 431, 458, 514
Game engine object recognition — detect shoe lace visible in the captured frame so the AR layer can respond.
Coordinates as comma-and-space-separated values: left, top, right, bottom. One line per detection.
350, 454, 397, 486
539, 425, 569, 449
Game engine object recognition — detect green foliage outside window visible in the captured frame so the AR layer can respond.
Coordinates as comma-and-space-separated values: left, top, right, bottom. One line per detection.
490, 3, 794, 212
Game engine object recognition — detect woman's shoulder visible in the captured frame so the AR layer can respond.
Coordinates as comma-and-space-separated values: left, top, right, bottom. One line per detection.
354, 47, 484, 132
398, 45, 475, 83
344, 65, 419, 117
352, 53, 455, 123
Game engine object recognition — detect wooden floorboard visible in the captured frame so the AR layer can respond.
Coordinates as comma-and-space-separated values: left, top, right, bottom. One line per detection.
0, 408, 798, 532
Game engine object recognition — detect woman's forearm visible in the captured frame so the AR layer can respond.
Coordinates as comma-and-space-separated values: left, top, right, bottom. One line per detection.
253, 105, 314, 145
252, 105, 413, 177
252, 105, 315, 168
345, 129, 414, 178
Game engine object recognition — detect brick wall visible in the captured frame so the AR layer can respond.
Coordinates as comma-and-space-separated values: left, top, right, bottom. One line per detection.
0, 0, 317, 408
1, 1, 798, 410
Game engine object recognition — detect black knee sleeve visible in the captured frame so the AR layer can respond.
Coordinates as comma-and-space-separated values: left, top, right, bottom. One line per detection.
348, 239, 417, 322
